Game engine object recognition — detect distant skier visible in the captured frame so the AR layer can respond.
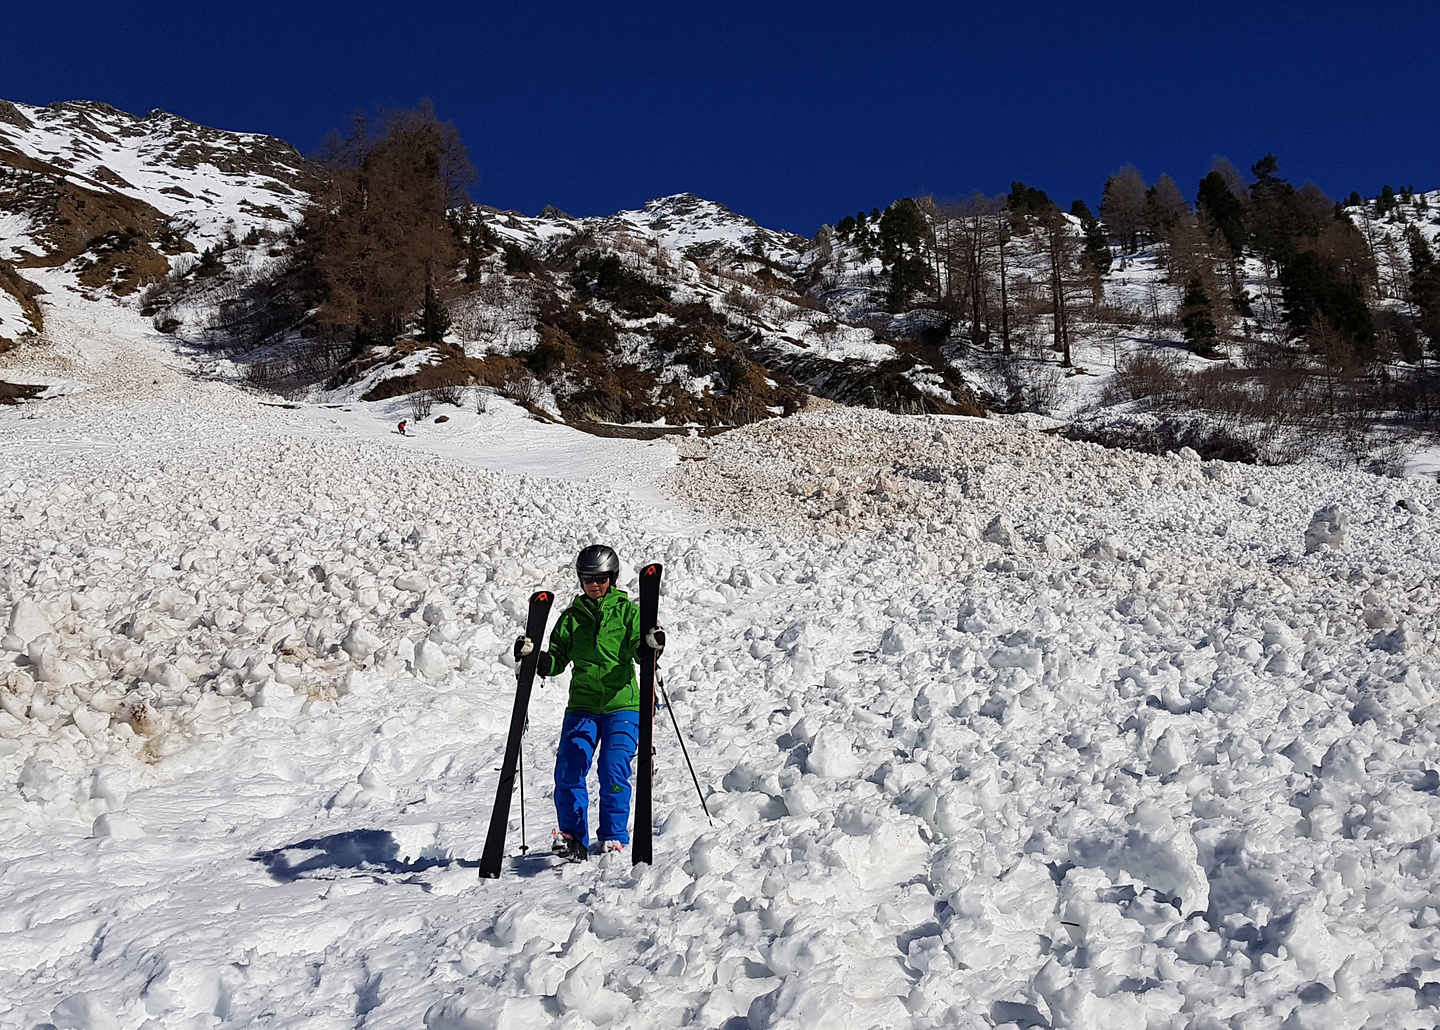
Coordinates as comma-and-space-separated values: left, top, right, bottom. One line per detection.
512, 545, 664, 862
397, 420, 407, 436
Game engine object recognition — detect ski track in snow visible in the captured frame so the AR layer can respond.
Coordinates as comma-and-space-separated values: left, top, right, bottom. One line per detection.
4, 285, 1440, 1029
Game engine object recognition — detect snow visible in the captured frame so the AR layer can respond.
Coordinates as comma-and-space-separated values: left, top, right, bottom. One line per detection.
0, 283, 30, 342
0, 209, 40, 261
4, 271, 1440, 1029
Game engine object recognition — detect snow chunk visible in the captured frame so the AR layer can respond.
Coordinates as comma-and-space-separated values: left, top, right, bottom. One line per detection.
1068, 803, 1209, 914
1082, 536, 1127, 561
50, 993, 122, 1030
1042, 533, 1073, 559
982, 514, 1019, 550
7, 597, 52, 643
342, 620, 383, 660
424, 992, 550, 1030
689, 835, 736, 877
830, 817, 928, 889
555, 956, 629, 1024
880, 623, 916, 654
1284, 899, 1350, 980
805, 725, 860, 777
414, 638, 451, 679
747, 976, 849, 1029
1305, 505, 1349, 553
18, 756, 69, 803
1147, 726, 1187, 776
92, 812, 144, 839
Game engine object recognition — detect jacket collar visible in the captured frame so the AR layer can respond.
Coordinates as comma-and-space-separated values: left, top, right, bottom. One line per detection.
575, 586, 630, 618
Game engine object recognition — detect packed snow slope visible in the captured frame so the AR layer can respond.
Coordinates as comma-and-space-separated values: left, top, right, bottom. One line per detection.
4, 281, 1440, 1030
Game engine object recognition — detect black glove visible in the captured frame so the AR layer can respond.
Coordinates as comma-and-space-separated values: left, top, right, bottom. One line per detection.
513, 635, 533, 662
645, 625, 666, 656
536, 652, 552, 678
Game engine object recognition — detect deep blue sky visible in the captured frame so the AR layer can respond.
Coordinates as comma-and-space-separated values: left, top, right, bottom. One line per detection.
4, 1, 1436, 236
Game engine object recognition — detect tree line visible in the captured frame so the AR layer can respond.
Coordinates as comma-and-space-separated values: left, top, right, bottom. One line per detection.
831, 155, 1439, 385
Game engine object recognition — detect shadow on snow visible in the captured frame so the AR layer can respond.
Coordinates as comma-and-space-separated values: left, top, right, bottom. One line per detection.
251, 828, 472, 883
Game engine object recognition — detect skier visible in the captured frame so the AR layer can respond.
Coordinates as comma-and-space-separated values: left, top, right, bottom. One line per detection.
513, 545, 664, 862
397, 420, 407, 436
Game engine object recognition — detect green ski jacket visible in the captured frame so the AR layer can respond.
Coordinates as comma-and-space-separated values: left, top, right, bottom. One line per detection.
544, 587, 641, 714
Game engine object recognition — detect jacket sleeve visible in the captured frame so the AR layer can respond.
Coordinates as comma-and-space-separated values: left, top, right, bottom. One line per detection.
545, 611, 574, 676
622, 598, 642, 666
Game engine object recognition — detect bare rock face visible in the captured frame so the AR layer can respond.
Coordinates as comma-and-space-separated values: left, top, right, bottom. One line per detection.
1305, 505, 1349, 554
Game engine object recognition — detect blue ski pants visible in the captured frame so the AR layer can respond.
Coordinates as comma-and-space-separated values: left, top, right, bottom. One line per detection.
554, 709, 639, 847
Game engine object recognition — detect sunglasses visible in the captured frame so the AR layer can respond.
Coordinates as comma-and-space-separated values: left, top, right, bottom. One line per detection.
579, 574, 612, 585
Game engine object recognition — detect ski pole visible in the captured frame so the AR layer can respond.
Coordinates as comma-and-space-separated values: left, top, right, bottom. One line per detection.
517, 738, 528, 854
658, 671, 713, 827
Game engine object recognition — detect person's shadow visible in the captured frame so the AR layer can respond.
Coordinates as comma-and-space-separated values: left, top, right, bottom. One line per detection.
252, 829, 472, 882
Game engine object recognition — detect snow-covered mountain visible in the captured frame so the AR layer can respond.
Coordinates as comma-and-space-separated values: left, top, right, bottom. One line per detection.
0, 98, 313, 344
0, 98, 312, 260
497, 192, 807, 263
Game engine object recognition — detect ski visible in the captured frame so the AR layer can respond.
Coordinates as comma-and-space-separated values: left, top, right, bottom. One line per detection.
632, 562, 662, 866
479, 589, 554, 879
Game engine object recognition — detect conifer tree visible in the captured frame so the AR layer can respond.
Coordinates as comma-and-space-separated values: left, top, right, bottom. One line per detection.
1279, 250, 1375, 363
1178, 277, 1219, 355
1197, 171, 1247, 257
878, 198, 934, 312
1077, 210, 1112, 282
1145, 174, 1189, 239
1407, 225, 1440, 351
417, 282, 451, 342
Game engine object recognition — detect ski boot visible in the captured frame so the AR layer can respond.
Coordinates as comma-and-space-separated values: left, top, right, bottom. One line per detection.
551, 830, 589, 863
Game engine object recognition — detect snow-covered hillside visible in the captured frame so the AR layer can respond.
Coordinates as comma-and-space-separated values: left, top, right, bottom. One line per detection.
485, 193, 806, 265
0, 98, 312, 260
4, 255, 1440, 1029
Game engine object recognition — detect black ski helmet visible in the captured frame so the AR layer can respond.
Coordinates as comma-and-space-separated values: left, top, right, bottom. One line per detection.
576, 544, 620, 581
